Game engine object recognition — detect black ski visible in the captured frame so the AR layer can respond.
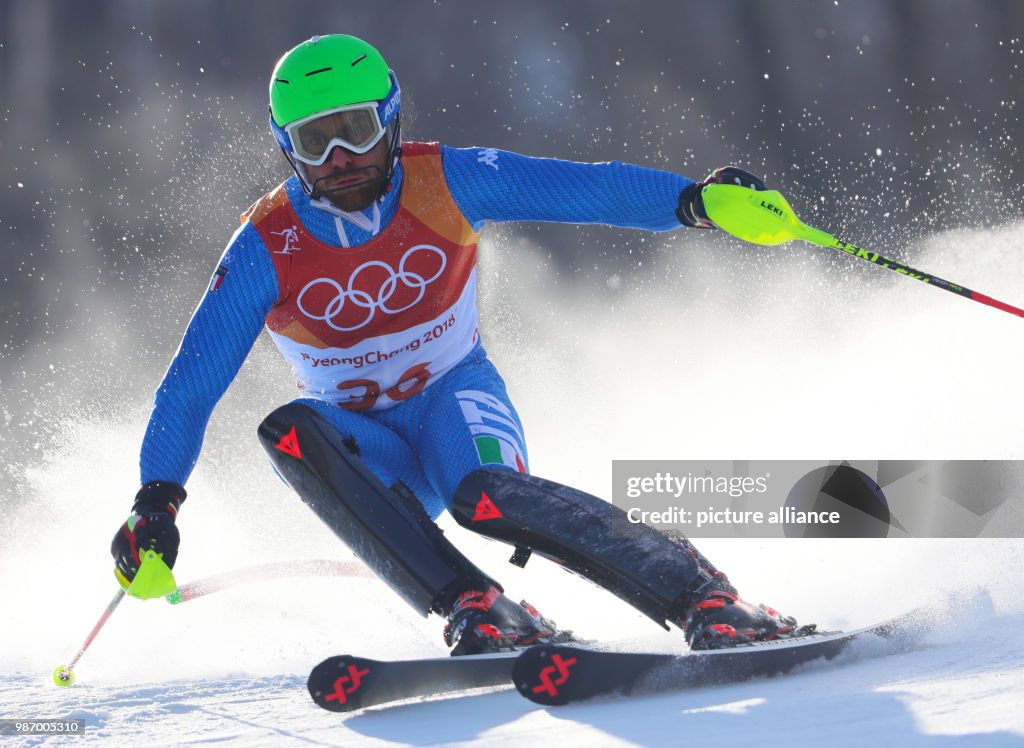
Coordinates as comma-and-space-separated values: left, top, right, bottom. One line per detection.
513, 607, 931, 706
308, 651, 517, 712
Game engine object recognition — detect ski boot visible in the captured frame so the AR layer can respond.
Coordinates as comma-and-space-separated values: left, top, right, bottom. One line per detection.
443, 585, 577, 656
669, 533, 812, 650
683, 588, 809, 650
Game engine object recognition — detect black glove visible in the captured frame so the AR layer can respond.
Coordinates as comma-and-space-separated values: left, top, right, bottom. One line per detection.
111, 481, 186, 587
677, 166, 767, 229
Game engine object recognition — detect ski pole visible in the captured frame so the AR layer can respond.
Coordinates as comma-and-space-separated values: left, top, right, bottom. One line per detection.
53, 549, 175, 687
702, 184, 1024, 319
53, 556, 369, 685
53, 588, 126, 687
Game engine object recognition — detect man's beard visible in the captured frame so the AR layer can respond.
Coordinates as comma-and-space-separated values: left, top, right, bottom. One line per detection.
311, 166, 385, 212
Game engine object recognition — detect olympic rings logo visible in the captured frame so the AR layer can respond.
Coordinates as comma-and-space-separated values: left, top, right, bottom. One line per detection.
296, 244, 447, 332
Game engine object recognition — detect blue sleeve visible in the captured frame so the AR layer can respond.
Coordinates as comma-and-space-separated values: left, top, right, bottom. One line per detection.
440, 146, 694, 233
139, 222, 279, 485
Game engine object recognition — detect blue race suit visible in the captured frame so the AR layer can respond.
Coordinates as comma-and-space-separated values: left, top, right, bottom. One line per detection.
140, 145, 692, 518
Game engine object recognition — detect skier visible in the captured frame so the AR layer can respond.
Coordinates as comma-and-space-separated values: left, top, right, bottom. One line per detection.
112, 34, 806, 654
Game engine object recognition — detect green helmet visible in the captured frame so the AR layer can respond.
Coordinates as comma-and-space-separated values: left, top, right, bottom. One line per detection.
269, 34, 395, 127
268, 35, 403, 199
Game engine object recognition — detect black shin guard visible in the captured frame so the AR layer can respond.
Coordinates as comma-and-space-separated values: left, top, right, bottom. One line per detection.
258, 403, 496, 616
452, 467, 714, 628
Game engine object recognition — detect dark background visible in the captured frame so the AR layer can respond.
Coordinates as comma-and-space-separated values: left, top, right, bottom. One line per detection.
1, 1, 1022, 500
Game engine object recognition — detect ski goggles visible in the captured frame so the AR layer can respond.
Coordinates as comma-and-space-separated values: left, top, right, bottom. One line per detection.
271, 72, 401, 166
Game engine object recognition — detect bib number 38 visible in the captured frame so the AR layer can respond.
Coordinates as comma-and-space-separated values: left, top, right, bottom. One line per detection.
336, 362, 432, 411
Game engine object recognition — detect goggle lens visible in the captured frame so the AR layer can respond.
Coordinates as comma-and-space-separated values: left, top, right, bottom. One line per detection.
288, 106, 384, 163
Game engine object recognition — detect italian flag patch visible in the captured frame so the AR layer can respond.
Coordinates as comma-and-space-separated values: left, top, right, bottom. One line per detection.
473, 436, 526, 473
